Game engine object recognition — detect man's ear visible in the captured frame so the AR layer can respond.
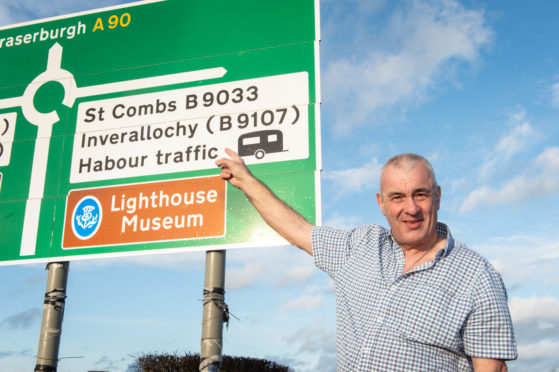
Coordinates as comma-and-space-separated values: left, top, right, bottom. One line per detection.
376, 192, 386, 216
435, 185, 441, 211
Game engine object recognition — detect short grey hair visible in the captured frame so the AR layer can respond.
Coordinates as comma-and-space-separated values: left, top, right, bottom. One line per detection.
379, 153, 437, 193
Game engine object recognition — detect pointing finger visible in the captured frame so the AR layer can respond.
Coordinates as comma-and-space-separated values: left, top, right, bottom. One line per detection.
215, 157, 231, 168
224, 147, 243, 162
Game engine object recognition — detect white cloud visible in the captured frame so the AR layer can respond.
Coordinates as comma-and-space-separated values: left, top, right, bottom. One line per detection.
285, 321, 336, 354
518, 340, 559, 361
226, 262, 267, 290
0, 348, 32, 360
0, 0, 133, 27
323, 158, 382, 197
506, 296, 559, 371
494, 121, 535, 161
536, 145, 559, 170
323, 0, 492, 132
538, 320, 554, 330
460, 146, 559, 212
94, 355, 127, 371
72, 245, 316, 291
471, 233, 559, 300
283, 321, 337, 372
550, 82, 559, 108
0, 4, 14, 26
0, 308, 41, 330
276, 266, 315, 287
479, 110, 539, 179
510, 340, 559, 372
73, 314, 171, 327
322, 0, 386, 13
70, 250, 206, 272
510, 296, 559, 324
225, 247, 315, 290
323, 212, 362, 229
280, 295, 324, 312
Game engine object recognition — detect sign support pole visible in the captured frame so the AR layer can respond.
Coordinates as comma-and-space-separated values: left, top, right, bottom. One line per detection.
200, 250, 226, 372
34, 262, 69, 372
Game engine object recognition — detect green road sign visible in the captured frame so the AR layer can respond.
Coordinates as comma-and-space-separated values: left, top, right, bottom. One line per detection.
0, 0, 321, 265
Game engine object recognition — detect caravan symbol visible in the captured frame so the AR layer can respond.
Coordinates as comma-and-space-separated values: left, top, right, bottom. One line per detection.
238, 130, 286, 159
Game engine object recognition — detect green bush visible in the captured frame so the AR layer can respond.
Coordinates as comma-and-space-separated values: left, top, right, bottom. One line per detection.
132, 352, 290, 372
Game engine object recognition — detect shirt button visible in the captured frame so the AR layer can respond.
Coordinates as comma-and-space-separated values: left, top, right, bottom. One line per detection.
376, 316, 383, 323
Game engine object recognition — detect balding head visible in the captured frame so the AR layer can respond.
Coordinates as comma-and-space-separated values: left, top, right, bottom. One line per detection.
379, 153, 437, 195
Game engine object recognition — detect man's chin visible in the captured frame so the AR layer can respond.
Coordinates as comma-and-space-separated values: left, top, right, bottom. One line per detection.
393, 230, 429, 247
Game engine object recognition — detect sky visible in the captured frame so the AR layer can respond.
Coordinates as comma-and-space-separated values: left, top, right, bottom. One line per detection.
1, 0, 559, 371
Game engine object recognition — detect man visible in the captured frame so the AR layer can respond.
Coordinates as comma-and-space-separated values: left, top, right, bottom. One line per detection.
216, 149, 517, 371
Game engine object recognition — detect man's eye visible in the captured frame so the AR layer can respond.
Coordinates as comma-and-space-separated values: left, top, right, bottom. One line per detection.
414, 193, 429, 200
391, 195, 404, 202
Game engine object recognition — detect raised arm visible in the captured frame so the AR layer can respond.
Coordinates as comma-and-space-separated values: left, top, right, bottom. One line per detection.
471, 358, 507, 372
215, 148, 314, 255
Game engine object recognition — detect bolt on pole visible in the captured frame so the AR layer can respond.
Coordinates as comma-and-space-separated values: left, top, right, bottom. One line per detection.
200, 250, 227, 372
34, 262, 69, 372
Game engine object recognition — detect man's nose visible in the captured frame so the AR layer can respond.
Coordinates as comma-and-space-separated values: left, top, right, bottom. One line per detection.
403, 196, 420, 214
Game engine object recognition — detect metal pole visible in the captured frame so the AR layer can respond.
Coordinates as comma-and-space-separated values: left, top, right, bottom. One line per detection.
34, 262, 69, 372
200, 250, 226, 372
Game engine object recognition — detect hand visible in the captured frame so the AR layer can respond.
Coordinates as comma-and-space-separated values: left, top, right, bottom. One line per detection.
215, 148, 254, 189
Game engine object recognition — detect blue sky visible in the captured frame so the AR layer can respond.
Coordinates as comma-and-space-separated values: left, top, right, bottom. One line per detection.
1, 0, 559, 371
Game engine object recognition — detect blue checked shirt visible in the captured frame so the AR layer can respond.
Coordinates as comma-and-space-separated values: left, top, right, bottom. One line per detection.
312, 223, 517, 371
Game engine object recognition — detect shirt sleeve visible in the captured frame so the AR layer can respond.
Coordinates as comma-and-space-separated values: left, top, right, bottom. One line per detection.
463, 263, 518, 360
313, 224, 387, 278
311, 225, 354, 277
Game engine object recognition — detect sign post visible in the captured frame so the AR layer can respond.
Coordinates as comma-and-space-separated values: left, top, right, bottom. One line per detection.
34, 262, 69, 372
200, 250, 226, 372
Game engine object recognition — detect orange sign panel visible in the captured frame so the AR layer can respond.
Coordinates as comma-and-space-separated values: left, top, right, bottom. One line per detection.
63, 176, 226, 248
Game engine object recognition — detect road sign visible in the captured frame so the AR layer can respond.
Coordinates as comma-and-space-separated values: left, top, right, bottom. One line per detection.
0, 0, 321, 265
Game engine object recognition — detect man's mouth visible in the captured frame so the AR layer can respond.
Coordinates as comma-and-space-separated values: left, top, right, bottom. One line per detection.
403, 219, 423, 229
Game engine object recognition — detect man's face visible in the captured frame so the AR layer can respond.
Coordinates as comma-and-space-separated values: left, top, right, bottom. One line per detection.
376, 162, 441, 250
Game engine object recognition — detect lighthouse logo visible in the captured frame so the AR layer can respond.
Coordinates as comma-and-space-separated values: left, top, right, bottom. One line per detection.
72, 196, 102, 240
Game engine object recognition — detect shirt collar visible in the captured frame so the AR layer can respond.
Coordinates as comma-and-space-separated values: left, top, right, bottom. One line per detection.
435, 222, 454, 258
388, 221, 455, 258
